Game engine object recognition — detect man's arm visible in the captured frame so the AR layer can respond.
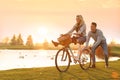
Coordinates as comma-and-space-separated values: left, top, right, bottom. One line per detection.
92, 31, 103, 48
85, 31, 91, 47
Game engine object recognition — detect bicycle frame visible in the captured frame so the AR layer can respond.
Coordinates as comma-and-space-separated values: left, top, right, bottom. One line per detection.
61, 43, 90, 63
61, 45, 81, 62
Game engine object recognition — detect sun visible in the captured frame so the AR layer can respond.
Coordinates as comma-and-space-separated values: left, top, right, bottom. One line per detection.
37, 27, 48, 43
38, 27, 48, 35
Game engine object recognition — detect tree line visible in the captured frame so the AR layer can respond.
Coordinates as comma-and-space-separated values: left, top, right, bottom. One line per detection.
0, 34, 51, 49
10, 34, 33, 46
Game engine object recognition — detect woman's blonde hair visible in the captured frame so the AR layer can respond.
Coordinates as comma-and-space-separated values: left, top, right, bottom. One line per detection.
76, 15, 85, 26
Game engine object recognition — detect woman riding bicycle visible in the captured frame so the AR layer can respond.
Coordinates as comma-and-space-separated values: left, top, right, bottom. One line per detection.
66, 15, 86, 44
52, 15, 87, 62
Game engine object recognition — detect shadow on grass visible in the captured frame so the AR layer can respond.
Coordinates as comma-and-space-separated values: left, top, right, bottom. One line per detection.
59, 72, 63, 80
56, 68, 108, 80
56, 71, 82, 80
66, 71, 82, 80
85, 67, 120, 80
84, 69, 100, 80
109, 66, 120, 71
55, 66, 120, 80
87, 68, 109, 79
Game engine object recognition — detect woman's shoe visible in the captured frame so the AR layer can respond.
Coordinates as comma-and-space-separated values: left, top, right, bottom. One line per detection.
52, 40, 59, 47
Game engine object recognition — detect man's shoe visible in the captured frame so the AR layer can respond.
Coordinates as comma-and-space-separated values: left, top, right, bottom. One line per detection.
52, 40, 59, 47
105, 65, 109, 68
105, 64, 109, 68
74, 59, 77, 64
90, 64, 96, 68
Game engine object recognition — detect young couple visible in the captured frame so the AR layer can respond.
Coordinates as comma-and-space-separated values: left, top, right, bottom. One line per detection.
53, 15, 109, 68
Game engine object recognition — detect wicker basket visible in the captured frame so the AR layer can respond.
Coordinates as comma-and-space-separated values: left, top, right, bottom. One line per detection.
58, 34, 72, 46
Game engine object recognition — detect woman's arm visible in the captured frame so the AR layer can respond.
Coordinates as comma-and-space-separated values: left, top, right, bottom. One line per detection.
66, 25, 76, 35
92, 31, 103, 48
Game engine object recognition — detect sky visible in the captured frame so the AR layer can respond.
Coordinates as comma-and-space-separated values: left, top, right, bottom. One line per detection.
0, 0, 120, 44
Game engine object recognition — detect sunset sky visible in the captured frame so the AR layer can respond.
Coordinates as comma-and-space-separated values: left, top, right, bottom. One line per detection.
0, 0, 120, 44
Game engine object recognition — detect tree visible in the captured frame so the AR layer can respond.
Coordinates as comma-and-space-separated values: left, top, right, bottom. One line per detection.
96, 46, 110, 59
26, 35, 33, 46
110, 40, 116, 46
2, 37, 9, 44
17, 34, 24, 45
10, 34, 17, 45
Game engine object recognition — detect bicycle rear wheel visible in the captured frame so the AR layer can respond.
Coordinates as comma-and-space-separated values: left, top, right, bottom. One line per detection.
55, 48, 71, 72
79, 49, 91, 70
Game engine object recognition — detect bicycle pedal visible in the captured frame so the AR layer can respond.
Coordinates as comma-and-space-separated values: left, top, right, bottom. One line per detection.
74, 59, 77, 64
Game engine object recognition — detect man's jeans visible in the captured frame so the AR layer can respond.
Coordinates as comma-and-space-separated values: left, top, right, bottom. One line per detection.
91, 40, 108, 65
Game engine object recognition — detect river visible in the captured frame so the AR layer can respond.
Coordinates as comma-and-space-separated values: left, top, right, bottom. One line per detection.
0, 50, 119, 70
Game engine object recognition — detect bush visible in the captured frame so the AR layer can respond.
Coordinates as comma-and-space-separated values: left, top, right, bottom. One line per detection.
95, 46, 111, 59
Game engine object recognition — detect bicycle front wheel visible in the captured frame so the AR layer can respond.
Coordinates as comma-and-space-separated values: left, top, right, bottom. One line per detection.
79, 49, 91, 70
55, 48, 71, 72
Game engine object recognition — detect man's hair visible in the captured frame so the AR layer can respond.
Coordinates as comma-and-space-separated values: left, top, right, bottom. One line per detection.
91, 22, 97, 27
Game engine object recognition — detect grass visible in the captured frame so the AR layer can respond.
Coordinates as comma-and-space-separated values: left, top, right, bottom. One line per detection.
0, 60, 120, 80
110, 46, 120, 57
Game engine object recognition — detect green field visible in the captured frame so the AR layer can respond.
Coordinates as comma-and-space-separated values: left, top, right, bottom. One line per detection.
110, 46, 120, 57
0, 60, 120, 80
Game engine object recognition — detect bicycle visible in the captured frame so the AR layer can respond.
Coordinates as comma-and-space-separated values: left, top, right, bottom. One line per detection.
52, 34, 92, 72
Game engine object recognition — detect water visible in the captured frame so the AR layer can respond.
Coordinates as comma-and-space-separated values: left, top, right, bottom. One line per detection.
0, 50, 119, 70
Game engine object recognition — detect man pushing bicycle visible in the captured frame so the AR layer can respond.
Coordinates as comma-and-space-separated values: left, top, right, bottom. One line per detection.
85, 22, 109, 68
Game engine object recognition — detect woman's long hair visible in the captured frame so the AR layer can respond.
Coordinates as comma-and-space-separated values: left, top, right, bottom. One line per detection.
76, 15, 85, 26
75, 15, 85, 32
